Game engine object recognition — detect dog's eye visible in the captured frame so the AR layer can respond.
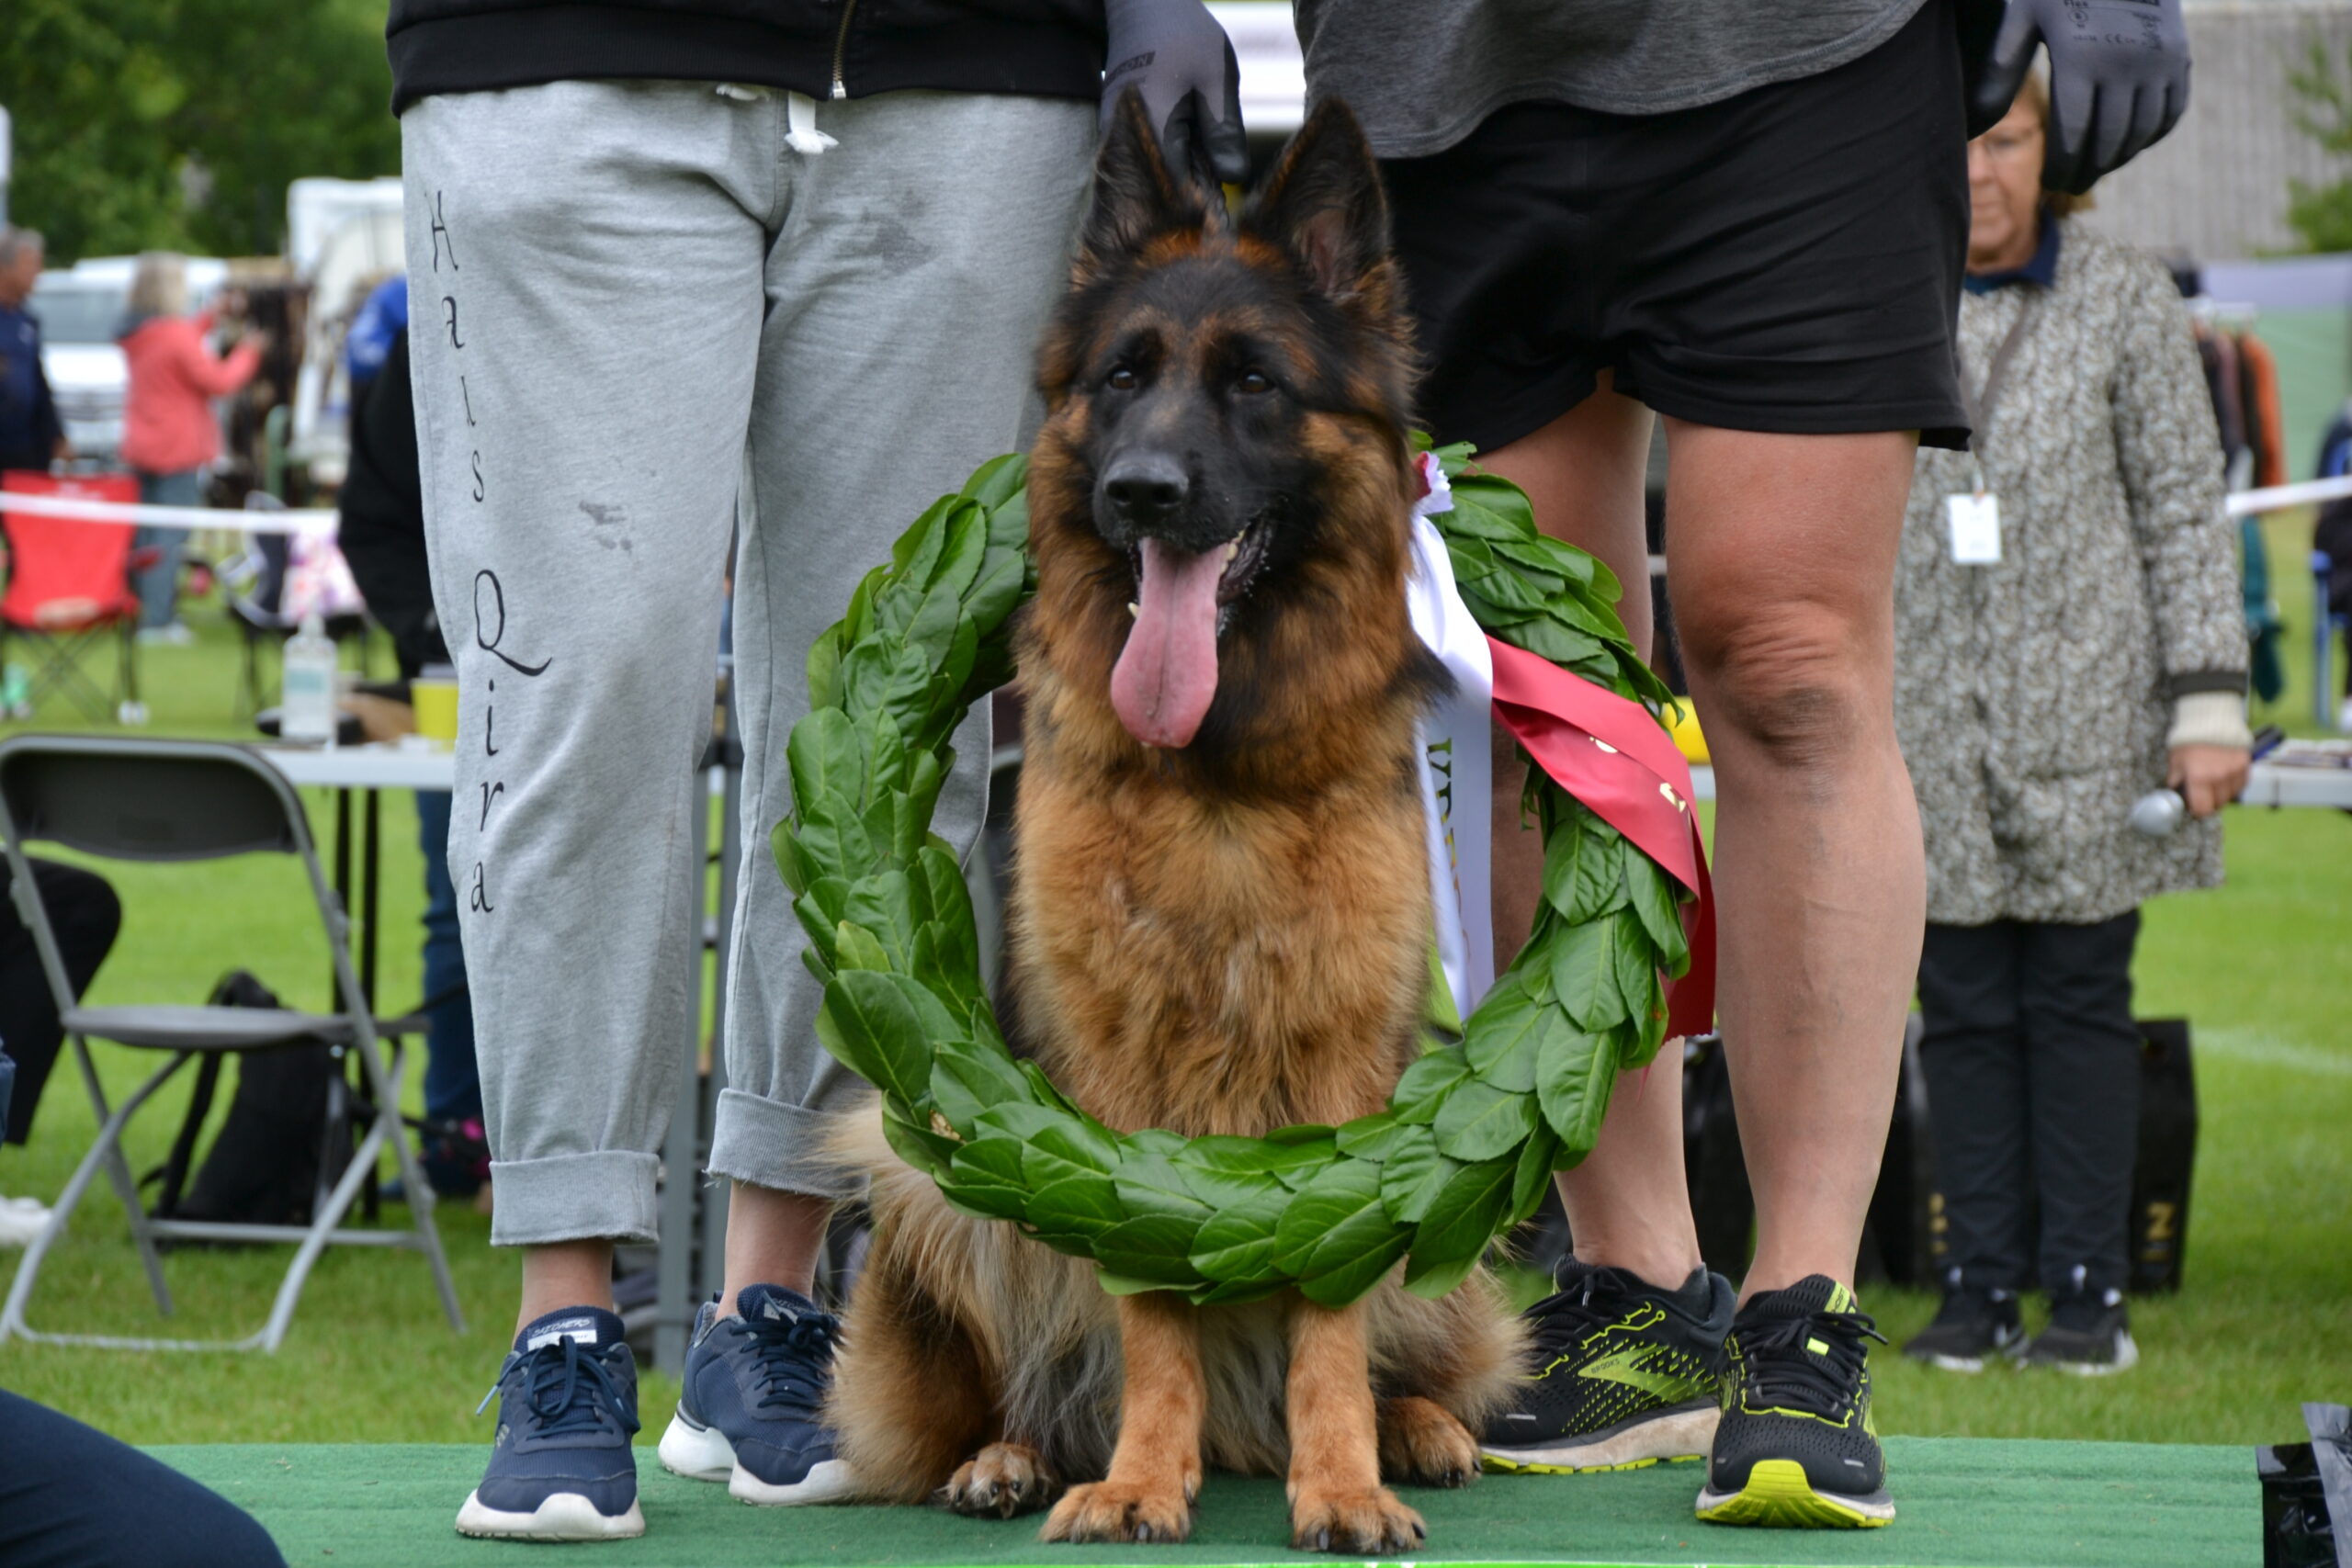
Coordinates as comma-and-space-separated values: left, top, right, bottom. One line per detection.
1236, 370, 1273, 395
1105, 367, 1138, 391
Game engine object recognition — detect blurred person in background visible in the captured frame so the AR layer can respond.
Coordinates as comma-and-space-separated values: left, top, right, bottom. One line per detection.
0, 227, 68, 473
1894, 73, 2249, 1379
2310, 412, 2352, 730
117, 252, 265, 643
0, 857, 121, 1244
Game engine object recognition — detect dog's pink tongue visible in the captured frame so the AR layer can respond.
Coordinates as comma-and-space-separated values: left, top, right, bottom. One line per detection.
1111, 537, 1223, 749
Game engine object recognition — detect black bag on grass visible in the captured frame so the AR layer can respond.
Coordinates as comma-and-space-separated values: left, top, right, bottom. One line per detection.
146, 971, 351, 1232
2127, 1018, 2198, 1294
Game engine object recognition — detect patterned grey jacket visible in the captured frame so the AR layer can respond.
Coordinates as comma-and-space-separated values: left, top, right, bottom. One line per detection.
1895, 220, 2246, 927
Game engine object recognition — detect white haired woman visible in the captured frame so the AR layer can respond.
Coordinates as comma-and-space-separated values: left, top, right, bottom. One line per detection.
116, 253, 263, 639
1894, 74, 2250, 1376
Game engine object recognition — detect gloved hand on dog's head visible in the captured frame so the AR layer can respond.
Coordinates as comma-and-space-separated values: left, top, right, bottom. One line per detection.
1102, 0, 1249, 186
1966, 0, 2189, 194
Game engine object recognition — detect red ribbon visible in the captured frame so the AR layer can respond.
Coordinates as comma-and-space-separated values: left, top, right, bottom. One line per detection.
1486, 637, 1716, 1042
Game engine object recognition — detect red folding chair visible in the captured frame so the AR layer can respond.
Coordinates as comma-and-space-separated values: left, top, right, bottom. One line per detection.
1, 473, 149, 726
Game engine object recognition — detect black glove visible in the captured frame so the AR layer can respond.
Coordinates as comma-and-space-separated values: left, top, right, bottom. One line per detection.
1101, 0, 1249, 185
1969, 0, 2189, 195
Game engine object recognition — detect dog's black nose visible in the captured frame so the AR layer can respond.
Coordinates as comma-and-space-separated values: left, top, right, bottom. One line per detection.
1102, 453, 1189, 525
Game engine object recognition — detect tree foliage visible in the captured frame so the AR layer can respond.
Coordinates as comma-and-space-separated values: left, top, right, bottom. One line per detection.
2287, 34, 2352, 254
0, 0, 396, 264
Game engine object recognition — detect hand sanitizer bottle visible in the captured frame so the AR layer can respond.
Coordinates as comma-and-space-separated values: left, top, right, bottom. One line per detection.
281, 613, 339, 745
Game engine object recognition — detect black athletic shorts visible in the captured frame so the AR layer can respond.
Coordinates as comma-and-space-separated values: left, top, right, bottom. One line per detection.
1381, 0, 1971, 454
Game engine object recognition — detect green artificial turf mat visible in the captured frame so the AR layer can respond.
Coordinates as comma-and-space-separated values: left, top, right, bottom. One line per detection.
152, 1438, 2256, 1568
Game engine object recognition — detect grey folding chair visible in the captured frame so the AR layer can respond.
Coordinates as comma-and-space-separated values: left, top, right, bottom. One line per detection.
0, 734, 464, 1351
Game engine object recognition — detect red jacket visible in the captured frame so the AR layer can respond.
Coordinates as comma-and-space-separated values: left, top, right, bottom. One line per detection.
118, 311, 260, 474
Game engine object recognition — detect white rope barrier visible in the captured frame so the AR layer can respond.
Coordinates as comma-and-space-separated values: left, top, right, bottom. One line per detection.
2224, 473, 2352, 517
1634, 475, 2352, 576
4, 468, 2347, 547
0, 491, 335, 535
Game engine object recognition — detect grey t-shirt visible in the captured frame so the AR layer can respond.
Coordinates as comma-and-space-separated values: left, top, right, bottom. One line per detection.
1295, 0, 1931, 159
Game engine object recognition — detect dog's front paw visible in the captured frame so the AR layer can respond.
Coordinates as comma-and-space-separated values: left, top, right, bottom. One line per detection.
1378, 1396, 1480, 1488
1040, 1479, 1193, 1544
939, 1442, 1059, 1518
1289, 1485, 1427, 1555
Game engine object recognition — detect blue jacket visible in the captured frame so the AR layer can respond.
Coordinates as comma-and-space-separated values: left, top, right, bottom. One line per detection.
0, 301, 63, 471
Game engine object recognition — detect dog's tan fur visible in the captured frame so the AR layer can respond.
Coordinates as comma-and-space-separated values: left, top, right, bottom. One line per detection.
826, 99, 1526, 1551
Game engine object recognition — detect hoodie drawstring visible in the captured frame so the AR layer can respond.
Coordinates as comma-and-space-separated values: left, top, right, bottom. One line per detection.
785, 92, 837, 155
714, 84, 836, 155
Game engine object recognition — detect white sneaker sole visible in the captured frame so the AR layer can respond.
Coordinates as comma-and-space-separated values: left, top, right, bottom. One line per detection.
1482, 1405, 1720, 1473
2041, 1331, 2140, 1376
1908, 1339, 2025, 1374
659, 1409, 860, 1505
658, 1410, 737, 1483
455, 1489, 644, 1540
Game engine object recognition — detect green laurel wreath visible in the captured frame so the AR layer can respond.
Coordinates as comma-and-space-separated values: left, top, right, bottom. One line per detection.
781, 442, 1689, 1308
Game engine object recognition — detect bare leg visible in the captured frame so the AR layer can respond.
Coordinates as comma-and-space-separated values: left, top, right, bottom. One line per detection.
1659, 421, 1923, 1300
718, 1181, 831, 1312
1478, 378, 1703, 1292
517, 1240, 616, 1333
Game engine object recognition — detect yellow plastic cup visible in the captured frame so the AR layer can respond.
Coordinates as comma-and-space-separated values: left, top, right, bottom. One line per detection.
412, 673, 458, 748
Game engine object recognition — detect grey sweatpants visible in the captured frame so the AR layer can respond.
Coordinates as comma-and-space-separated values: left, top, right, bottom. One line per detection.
401, 82, 1093, 1246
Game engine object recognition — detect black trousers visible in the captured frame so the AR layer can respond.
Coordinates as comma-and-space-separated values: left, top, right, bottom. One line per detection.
0, 1391, 287, 1566
1916, 912, 2141, 1297
1, 857, 122, 1145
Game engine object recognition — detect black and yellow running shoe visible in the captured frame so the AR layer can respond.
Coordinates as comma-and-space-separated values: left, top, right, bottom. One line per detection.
1695, 1275, 1894, 1529
1480, 1260, 1733, 1474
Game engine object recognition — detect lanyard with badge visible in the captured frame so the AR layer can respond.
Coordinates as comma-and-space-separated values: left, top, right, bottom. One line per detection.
1950, 294, 2039, 566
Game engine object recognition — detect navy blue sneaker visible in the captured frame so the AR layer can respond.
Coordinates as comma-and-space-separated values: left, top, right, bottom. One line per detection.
659, 1284, 855, 1505
456, 1306, 644, 1540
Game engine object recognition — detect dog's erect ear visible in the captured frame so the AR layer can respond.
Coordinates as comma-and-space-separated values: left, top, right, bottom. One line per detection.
1241, 97, 1391, 306
1074, 88, 1215, 287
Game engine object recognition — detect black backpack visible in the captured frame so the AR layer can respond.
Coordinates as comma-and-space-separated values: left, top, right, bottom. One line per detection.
145, 971, 352, 1231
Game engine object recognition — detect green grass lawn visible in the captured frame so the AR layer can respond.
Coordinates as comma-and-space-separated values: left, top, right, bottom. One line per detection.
0, 542, 2345, 1455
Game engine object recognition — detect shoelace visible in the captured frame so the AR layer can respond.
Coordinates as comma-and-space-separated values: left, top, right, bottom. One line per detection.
476, 1337, 640, 1438
1524, 1267, 1647, 1359
741, 1310, 840, 1416
1736, 1308, 1886, 1416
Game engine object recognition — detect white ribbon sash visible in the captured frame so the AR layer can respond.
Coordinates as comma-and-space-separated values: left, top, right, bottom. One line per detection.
1404, 454, 1496, 1022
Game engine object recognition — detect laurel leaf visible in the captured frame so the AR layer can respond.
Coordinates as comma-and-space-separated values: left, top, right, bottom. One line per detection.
1378, 1122, 1456, 1224
1403, 1157, 1512, 1292
1433, 1077, 1538, 1163
1547, 914, 1627, 1032
1462, 971, 1545, 1092
1114, 1155, 1216, 1224
1096, 1215, 1206, 1284
930, 1034, 1031, 1130
940, 1136, 1030, 1222
1024, 1175, 1124, 1244
1390, 1045, 1472, 1124
1535, 1015, 1620, 1153
1188, 1201, 1286, 1284
1272, 1158, 1386, 1275
1624, 841, 1690, 975
1611, 908, 1657, 1031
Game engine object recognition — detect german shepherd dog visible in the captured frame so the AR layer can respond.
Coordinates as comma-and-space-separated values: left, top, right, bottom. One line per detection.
827, 96, 1526, 1552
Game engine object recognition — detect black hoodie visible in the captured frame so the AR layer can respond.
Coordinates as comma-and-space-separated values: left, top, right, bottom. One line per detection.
387, 0, 1107, 114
